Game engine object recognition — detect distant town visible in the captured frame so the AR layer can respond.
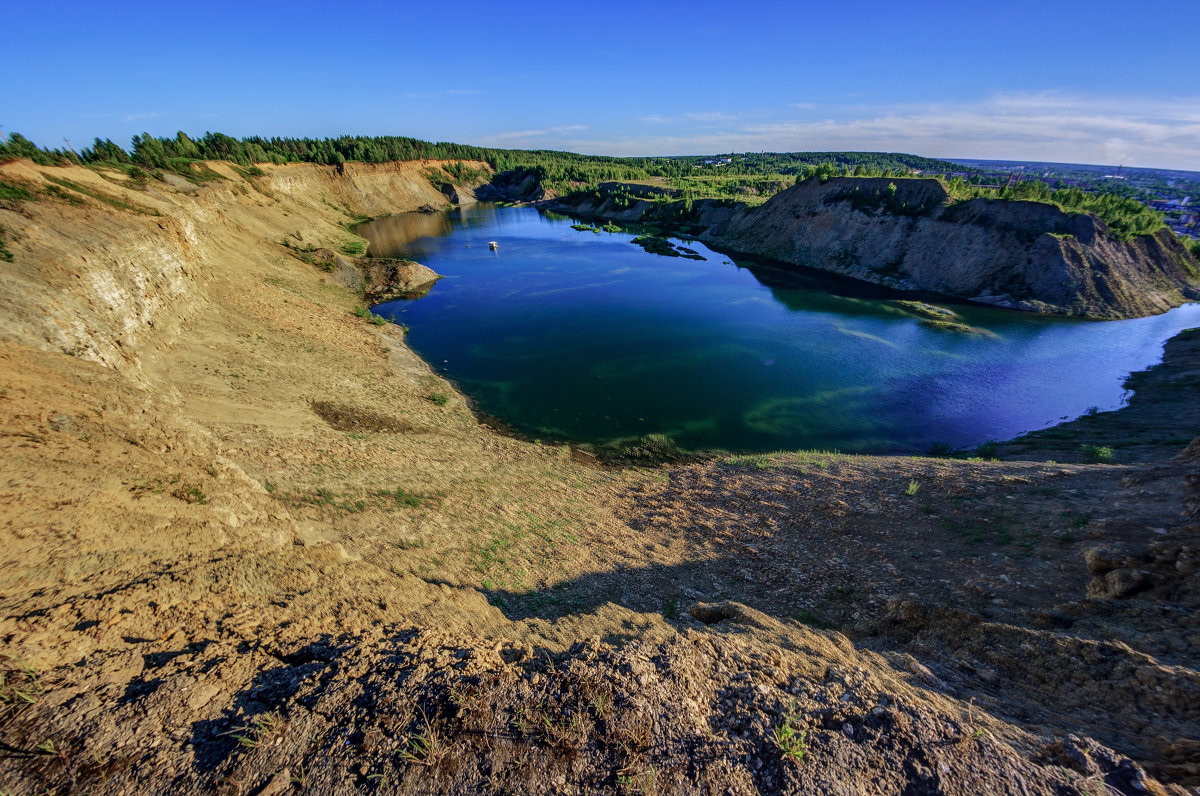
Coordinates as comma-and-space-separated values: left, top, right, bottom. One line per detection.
948, 159, 1199, 240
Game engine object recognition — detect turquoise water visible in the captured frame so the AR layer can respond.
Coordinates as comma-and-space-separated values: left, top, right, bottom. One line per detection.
363, 205, 1200, 454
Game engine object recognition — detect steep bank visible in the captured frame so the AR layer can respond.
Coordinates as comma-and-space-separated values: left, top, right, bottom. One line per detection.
1, 158, 1198, 794
549, 177, 1200, 319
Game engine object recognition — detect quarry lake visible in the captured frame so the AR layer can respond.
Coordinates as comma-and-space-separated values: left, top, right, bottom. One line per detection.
363, 205, 1200, 454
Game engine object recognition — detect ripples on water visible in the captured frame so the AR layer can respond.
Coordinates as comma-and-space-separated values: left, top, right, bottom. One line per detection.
359, 205, 1200, 453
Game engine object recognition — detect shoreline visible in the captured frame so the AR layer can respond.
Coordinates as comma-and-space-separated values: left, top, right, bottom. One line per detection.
362, 203, 1200, 464
2, 159, 1198, 793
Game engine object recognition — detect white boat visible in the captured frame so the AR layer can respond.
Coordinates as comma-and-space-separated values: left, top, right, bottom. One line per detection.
488, 241, 499, 250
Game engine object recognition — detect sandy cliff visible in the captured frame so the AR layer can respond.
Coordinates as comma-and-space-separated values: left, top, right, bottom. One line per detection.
1, 159, 1198, 794
552, 177, 1200, 319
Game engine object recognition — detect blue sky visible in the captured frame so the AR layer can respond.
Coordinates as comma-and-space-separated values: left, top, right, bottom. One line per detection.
4, 0, 1198, 169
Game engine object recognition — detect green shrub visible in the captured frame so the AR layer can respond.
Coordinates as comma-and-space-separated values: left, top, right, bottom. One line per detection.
974, 440, 1000, 459
599, 433, 689, 465
1081, 444, 1116, 464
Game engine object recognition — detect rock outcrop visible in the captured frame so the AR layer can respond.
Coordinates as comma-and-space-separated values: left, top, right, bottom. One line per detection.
551, 177, 1200, 319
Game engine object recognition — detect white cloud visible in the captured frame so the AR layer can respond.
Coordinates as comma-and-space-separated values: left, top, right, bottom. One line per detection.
479, 125, 588, 144
580, 92, 1200, 169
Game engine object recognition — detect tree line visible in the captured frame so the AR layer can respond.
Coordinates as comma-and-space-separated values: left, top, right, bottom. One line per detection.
0, 131, 1168, 240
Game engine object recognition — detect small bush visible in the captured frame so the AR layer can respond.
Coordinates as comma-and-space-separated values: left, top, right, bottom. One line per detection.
428, 393, 449, 406
974, 440, 1000, 459
340, 239, 367, 256
1081, 444, 1116, 464
772, 709, 808, 764
661, 598, 679, 620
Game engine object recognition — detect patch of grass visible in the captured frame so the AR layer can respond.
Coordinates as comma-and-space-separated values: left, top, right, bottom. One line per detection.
617, 769, 658, 794
352, 305, 390, 325
721, 452, 785, 469
232, 712, 284, 749
427, 392, 449, 406
771, 707, 808, 765
400, 712, 441, 767
375, 487, 428, 508
340, 239, 368, 257
598, 433, 690, 466
129, 474, 182, 496
1081, 444, 1116, 464
174, 484, 209, 505
0, 178, 35, 202
40, 173, 159, 215
279, 485, 432, 517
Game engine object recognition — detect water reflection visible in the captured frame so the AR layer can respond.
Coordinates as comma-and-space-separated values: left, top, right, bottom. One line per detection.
360, 204, 1200, 453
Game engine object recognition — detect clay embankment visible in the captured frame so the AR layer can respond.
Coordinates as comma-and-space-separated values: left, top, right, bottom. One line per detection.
550, 177, 1200, 319
1, 158, 1198, 793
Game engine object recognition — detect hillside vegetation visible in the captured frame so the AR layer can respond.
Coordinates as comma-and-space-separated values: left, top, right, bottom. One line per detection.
2, 130, 1169, 240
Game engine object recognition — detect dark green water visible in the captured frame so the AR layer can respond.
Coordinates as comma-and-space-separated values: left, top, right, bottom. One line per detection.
363, 205, 1200, 454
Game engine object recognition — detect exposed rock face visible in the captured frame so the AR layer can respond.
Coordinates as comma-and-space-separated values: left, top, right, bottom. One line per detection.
474, 167, 550, 202
320, 248, 442, 300
552, 177, 1200, 319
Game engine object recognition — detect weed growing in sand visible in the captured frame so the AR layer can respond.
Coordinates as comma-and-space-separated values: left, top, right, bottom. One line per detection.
232, 712, 284, 749
771, 708, 808, 764
1, 657, 44, 732
904, 479, 920, 497
661, 598, 680, 621
129, 474, 181, 496
617, 768, 658, 794
174, 484, 209, 505
401, 711, 441, 767
1081, 444, 1116, 464
591, 691, 612, 719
